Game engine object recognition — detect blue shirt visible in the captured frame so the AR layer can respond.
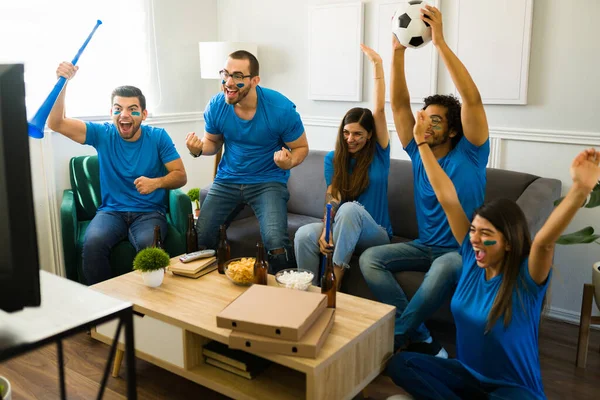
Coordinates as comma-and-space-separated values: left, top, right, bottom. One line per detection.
324, 143, 393, 238
85, 122, 180, 213
451, 235, 549, 399
204, 86, 305, 184
405, 137, 489, 247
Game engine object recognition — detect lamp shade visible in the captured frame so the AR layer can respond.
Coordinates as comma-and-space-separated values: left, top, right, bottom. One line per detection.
199, 42, 258, 79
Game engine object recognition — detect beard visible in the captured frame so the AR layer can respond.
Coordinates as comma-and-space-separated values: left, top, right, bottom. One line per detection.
428, 130, 451, 148
223, 84, 251, 105
115, 119, 142, 140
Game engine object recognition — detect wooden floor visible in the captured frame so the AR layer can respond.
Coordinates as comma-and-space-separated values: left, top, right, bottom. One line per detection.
0, 319, 598, 399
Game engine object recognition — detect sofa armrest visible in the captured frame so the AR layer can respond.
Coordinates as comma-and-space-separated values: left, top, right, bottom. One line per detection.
168, 189, 192, 235
60, 189, 79, 281
516, 177, 562, 238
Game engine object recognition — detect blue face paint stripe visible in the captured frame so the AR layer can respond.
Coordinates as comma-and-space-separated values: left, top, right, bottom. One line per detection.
483, 240, 497, 246
113, 110, 121, 115
236, 83, 245, 88
131, 111, 141, 116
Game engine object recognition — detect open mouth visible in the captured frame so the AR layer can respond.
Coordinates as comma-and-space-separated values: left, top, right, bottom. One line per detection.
474, 248, 486, 262
119, 120, 133, 134
225, 87, 238, 99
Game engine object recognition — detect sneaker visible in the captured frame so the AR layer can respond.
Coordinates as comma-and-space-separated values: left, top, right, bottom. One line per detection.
404, 339, 448, 358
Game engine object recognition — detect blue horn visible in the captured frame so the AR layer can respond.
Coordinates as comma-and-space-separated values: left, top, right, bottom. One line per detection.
28, 20, 103, 139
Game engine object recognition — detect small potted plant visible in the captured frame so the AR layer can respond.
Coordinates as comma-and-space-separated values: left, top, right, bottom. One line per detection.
133, 247, 170, 287
187, 188, 200, 218
0, 375, 11, 400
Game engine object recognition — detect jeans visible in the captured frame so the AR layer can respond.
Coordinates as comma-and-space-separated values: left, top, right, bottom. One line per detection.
359, 241, 462, 347
387, 352, 541, 400
294, 202, 390, 285
196, 181, 295, 273
82, 210, 167, 285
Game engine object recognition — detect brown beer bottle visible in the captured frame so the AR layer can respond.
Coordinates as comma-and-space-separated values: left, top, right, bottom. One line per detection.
152, 225, 163, 249
321, 252, 336, 308
216, 225, 230, 274
254, 241, 268, 285
185, 214, 199, 254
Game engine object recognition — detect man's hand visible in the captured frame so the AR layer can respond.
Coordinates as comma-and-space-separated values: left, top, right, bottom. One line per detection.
318, 227, 334, 255
274, 147, 293, 169
413, 110, 428, 144
185, 132, 203, 156
56, 62, 78, 80
134, 176, 159, 195
421, 5, 445, 47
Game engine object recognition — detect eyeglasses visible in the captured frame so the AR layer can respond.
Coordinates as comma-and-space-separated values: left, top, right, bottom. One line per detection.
430, 116, 443, 127
219, 70, 252, 83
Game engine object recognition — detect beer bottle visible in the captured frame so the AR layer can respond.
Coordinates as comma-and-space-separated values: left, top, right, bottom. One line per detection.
254, 241, 269, 285
216, 225, 230, 274
186, 214, 199, 254
321, 252, 336, 308
152, 225, 163, 249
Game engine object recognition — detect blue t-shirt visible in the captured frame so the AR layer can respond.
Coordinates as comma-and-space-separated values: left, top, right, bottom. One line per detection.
204, 86, 305, 184
85, 122, 180, 213
324, 143, 393, 238
405, 137, 489, 248
451, 235, 549, 399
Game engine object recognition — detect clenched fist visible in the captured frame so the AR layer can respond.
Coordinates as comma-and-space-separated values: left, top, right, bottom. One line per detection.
274, 147, 293, 170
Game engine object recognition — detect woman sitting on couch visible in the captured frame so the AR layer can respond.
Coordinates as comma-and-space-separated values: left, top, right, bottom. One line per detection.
387, 110, 600, 399
294, 44, 393, 286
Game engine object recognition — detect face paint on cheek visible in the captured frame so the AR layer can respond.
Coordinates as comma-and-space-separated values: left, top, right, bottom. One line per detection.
432, 125, 442, 131
131, 111, 141, 116
113, 111, 121, 115
483, 240, 497, 246
236, 83, 245, 88
221, 80, 226, 85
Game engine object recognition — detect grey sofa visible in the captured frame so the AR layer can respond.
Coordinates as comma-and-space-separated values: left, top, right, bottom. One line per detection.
201, 150, 562, 324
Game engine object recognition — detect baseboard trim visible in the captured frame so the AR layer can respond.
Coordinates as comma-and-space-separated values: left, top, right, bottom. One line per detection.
545, 306, 600, 330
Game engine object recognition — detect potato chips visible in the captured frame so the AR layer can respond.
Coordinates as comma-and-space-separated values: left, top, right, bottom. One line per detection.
226, 257, 256, 284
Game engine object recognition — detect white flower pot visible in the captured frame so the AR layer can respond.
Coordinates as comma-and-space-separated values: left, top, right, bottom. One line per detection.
593, 261, 600, 311
141, 269, 165, 287
0, 376, 12, 400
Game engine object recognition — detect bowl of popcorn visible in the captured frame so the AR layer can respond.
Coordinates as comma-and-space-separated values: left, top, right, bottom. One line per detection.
224, 257, 256, 286
275, 268, 315, 291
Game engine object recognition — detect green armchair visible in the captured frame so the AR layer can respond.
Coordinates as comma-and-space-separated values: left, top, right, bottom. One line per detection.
60, 155, 191, 284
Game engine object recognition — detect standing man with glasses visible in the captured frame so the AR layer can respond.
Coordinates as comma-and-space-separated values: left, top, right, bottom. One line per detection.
186, 50, 308, 273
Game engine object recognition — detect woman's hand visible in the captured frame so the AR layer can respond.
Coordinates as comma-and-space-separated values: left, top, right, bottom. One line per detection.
318, 227, 334, 255
421, 4, 445, 47
570, 148, 600, 193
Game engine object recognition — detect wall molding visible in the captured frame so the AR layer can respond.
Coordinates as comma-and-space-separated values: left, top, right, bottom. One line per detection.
545, 306, 599, 331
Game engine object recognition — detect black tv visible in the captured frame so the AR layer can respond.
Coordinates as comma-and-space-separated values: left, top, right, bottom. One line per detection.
0, 64, 41, 312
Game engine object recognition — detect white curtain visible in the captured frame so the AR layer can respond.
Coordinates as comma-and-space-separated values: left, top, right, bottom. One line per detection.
0, 0, 156, 119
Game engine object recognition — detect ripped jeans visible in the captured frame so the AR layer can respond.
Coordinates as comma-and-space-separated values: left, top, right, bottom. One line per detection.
294, 202, 390, 285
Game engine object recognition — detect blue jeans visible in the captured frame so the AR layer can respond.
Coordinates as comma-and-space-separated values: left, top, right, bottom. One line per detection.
82, 210, 167, 285
294, 202, 390, 285
387, 352, 541, 400
196, 181, 295, 273
359, 241, 462, 347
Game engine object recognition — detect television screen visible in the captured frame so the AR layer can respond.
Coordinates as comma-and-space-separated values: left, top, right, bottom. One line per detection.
0, 63, 41, 312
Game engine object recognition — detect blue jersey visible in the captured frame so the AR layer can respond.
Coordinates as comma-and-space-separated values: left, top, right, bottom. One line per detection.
451, 235, 549, 399
324, 142, 393, 238
204, 86, 305, 184
84, 122, 180, 213
406, 137, 489, 248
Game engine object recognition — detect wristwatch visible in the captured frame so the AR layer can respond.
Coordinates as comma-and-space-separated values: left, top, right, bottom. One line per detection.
189, 149, 203, 158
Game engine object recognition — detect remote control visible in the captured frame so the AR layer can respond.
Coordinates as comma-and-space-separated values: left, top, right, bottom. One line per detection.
179, 249, 216, 263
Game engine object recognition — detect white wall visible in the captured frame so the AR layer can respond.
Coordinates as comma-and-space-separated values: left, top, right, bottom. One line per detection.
214, 0, 600, 320
30, 0, 599, 320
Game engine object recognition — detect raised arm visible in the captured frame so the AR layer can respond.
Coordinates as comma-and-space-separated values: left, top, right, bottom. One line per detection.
185, 131, 223, 157
414, 110, 471, 244
422, 5, 489, 147
360, 44, 389, 149
47, 62, 87, 144
390, 36, 415, 148
529, 148, 600, 284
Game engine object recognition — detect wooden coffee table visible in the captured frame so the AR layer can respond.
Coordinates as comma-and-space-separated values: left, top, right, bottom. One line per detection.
91, 270, 394, 400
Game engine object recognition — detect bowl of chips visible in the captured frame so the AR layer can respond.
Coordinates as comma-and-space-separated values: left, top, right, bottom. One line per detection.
275, 268, 314, 291
224, 257, 256, 286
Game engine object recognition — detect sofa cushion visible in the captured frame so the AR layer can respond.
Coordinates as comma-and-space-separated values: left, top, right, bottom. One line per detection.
287, 151, 327, 219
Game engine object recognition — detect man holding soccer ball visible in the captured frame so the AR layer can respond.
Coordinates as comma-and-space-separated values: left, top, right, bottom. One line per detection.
360, 4, 490, 357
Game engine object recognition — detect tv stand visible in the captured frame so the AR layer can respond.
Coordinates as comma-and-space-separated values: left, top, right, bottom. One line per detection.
0, 271, 137, 399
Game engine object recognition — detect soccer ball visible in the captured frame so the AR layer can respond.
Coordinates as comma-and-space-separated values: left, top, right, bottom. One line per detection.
391, 1, 432, 49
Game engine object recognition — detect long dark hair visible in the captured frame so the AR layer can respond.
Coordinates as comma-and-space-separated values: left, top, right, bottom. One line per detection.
331, 108, 376, 201
474, 198, 532, 332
